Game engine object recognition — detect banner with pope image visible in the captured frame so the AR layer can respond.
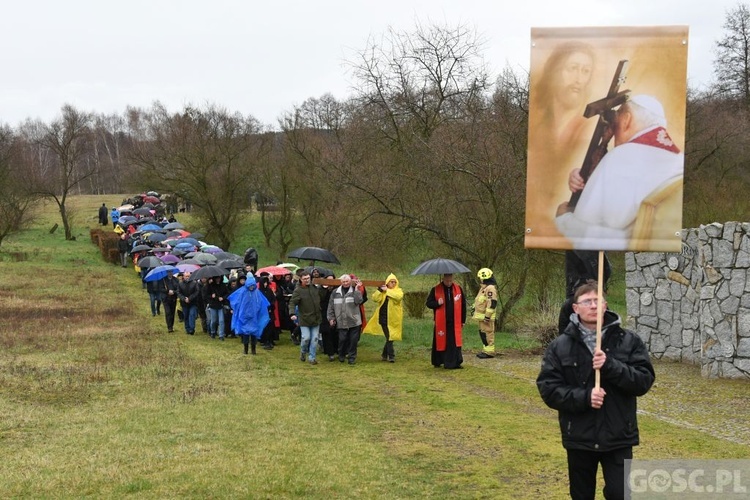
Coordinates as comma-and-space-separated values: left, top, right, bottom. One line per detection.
524, 26, 688, 252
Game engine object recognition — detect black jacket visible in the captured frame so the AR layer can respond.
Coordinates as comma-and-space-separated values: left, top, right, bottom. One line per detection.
202, 280, 228, 309
177, 279, 200, 306
159, 275, 180, 302
536, 311, 655, 452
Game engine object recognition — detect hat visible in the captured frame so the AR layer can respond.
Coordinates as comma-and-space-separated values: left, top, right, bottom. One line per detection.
628, 94, 666, 121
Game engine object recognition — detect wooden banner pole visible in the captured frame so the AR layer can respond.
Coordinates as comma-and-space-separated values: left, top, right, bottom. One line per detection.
595, 250, 604, 390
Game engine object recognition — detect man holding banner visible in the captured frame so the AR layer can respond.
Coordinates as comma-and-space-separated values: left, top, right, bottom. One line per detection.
536, 281, 655, 499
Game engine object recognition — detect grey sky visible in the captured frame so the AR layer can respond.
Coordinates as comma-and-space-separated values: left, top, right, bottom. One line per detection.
0, 0, 739, 129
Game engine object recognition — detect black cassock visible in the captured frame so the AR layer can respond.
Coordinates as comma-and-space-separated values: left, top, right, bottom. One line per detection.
426, 282, 466, 369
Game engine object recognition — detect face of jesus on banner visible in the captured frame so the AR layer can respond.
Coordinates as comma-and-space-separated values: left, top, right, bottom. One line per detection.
555, 50, 594, 110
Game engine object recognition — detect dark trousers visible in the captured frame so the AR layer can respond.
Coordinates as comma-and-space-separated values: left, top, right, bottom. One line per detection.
240, 335, 258, 354
321, 327, 338, 356
162, 299, 177, 331
381, 323, 395, 359
197, 304, 208, 332
337, 326, 361, 361
566, 447, 632, 500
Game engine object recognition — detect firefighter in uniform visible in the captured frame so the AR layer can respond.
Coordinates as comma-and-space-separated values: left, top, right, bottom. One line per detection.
473, 268, 498, 359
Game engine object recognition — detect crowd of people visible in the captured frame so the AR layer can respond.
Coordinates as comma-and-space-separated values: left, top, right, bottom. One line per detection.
107, 199, 410, 364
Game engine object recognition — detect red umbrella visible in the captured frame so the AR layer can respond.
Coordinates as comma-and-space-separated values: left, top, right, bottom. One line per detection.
143, 195, 161, 204
256, 265, 293, 277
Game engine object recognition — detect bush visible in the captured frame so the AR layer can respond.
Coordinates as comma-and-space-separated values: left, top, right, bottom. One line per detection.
403, 291, 428, 319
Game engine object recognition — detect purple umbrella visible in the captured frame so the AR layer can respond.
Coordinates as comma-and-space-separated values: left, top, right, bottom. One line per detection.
161, 254, 181, 264
175, 263, 201, 274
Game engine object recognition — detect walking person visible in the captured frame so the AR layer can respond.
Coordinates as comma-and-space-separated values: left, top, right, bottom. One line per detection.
327, 274, 364, 365
472, 268, 498, 359
288, 270, 323, 365
145, 274, 162, 317
228, 274, 270, 355
110, 206, 119, 228
319, 274, 338, 361
537, 280, 655, 499
426, 273, 466, 369
159, 269, 180, 333
117, 233, 130, 268
177, 270, 200, 335
363, 273, 403, 363
258, 274, 277, 350
98, 203, 108, 226
203, 276, 229, 339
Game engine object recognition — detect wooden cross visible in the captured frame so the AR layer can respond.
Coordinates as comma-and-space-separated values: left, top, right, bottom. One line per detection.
313, 278, 386, 288
569, 60, 631, 208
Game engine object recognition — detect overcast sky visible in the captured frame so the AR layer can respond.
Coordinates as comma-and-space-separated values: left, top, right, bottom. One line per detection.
0, 0, 741, 129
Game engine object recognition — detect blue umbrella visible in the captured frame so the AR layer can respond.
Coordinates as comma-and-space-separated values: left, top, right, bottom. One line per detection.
139, 223, 162, 232
174, 242, 196, 252
175, 237, 200, 247
144, 265, 177, 282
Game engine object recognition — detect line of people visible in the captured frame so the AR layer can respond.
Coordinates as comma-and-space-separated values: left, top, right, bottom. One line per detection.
141, 264, 407, 366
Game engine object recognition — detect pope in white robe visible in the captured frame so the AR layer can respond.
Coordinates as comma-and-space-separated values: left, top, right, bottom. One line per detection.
555, 95, 684, 250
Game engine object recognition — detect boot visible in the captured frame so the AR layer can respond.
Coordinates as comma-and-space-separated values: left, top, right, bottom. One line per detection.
243, 344, 249, 355
251, 344, 256, 355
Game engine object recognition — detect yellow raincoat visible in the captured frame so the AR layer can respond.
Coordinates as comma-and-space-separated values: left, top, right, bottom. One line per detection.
363, 273, 404, 341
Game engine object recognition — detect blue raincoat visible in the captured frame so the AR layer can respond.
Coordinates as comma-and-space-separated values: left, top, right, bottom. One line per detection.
228, 275, 270, 339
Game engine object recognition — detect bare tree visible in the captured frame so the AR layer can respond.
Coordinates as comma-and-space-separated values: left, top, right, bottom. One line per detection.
348, 22, 490, 145
0, 125, 37, 248
714, 3, 750, 107
29, 105, 94, 240
129, 103, 270, 250
284, 21, 532, 330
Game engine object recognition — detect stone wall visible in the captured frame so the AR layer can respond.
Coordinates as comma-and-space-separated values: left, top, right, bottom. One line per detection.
625, 222, 750, 379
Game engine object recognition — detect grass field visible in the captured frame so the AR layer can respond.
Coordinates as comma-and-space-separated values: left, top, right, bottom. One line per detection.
1, 195, 749, 499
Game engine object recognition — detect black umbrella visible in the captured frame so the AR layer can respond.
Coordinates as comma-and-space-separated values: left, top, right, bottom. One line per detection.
138, 256, 164, 269
217, 258, 245, 270
131, 244, 153, 253
214, 251, 242, 261
133, 207, 152, 216
287, 246, 340, 265
188, 232, 204, 239
188, 265, 229, 281
146, 232, 167, 243
410, 258, 471, 276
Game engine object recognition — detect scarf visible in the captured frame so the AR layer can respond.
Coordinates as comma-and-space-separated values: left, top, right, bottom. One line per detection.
434, 283, 463, 351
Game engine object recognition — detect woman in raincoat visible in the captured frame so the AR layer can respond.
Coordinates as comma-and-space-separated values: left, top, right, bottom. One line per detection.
363, 273, 403, 362
228, 275, 270, 355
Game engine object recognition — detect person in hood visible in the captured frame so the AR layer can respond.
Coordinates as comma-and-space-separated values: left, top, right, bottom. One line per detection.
98, 203, 108, 226
472, 268, 498, 359
536, 280, 655, 499
228, 275, 270, 355
363, 273, 403, 363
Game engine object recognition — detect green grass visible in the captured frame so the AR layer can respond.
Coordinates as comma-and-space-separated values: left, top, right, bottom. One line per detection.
1, 195, 749, 498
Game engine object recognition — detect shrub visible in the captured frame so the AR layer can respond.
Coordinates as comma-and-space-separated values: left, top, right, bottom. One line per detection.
403, 291, 428, 319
